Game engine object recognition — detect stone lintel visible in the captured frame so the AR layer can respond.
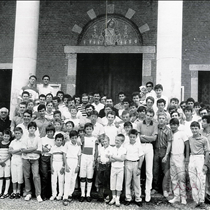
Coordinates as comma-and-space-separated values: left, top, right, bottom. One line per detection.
143, 53, 155, 60
189, 64, 210, 71
125, 8, 136, 19
64, 46, 156, 54
0, 63, 13, 69
72, 24, 82, 34
87, 9, 96, 20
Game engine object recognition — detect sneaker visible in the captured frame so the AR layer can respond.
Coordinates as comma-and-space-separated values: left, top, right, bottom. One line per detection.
115, 198, 120, 207
151, 189, 158, 195
37, 195, 43, 202
199, 202, 205, 209
181, 197, 187, 205
145, 193, 151, 202
25, 194, 32, 201
169, 196, 180, 204
163, 191, 169, 198
63, 199, 69, 206
109, 197, 115, 205
56, 195, 62, 200
50, 196, 56, 201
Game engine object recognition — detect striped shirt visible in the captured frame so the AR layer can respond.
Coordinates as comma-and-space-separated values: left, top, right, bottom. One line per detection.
0, 140, 10, 161
156, 125, 173, 149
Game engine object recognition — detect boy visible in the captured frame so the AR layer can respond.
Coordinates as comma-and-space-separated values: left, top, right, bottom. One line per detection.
40, 125, 55, 200
79, 123, 98, 202
124, 129, 144, 207
154, 84, 169, 111
63, 130, 81, 206
188, 121, 209, 209
49, 133, 65, 201
168, 118, 189, 205
0, 129, 12, 198
9, 127, 24, 199
97, 135, 112, 202
109, 134, 126, 207
21, 122, 42, 202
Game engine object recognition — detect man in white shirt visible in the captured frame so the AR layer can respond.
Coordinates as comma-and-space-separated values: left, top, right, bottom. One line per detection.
92, 92, 104, 113
38, 75, 54, 96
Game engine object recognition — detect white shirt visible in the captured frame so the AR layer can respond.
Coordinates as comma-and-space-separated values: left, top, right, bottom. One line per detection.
9, 138, 23, 160
111, 146, 126, 168
49, 145, 65, 162
92, 102, 104, 113
38, 85, 54, 95
124, 142, 143, 161
64, 141, 81, 159
92, 122, 104, 138
99, 145, 113, 164
18, 123, 40, 139
104, 124, 118, 146
41, 136, 55, 156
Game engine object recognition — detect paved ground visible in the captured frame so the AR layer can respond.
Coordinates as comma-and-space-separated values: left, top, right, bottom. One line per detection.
1, 195, 210, 210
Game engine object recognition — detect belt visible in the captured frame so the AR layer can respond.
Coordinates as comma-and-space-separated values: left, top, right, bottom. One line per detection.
126, 160, 139, 162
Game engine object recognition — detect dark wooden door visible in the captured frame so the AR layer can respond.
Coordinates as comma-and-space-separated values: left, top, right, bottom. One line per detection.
0, 69, 12, 109
76, 54, 142, 103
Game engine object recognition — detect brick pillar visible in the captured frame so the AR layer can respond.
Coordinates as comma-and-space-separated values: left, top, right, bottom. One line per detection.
10, 1, 40, 118
156, 1, 183, 100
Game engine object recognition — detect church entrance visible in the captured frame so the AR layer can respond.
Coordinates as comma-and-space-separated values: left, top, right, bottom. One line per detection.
76, 53, 142, 103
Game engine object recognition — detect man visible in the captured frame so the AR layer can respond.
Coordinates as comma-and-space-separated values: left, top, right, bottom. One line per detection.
114, 92, 126, 110
0, 107, 11, 139
34, 104, 51, 138
183, 106, 194, 138
92, 92, 104, 113
38, 75, 54, 95
79, 104, 95, 128
151, 113, 173, 198
137, 109, 157, 202
77, 93, 89, 117
186, 97, 199, 121
154, 84, 168, 112
145, 82, 156, 98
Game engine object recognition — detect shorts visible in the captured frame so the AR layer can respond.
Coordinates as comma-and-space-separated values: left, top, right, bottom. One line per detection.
110, 167, 124, 191
11, 158, 23, 184
0, 159, 11, 178
80, 154, 94, 179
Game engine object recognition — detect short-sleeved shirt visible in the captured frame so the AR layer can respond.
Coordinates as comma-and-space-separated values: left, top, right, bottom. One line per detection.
41, 136, 55, 156
64, 141, 81, 160
19, 86, 39, 100
104, 124, 118, 146
49, 145, 65, 162
111, 146, 126, 168
38, 85, 54, 95
99, 145, 113, 164
18, 123, 40, 139
189, 134, 209, 155
124, 142, 143, 161
171, 130, 188, 155
82, 136, 97, 156
92, 122, 104, 139
156, 125, 173, 149
0, 140, 10, 161
9, 138, 23, 160
21, 135, 42, 160
137, 120, 158, 137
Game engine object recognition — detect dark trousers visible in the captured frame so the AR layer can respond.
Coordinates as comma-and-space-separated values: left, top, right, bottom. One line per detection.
39, 156, 51, 199
152, 148, 170, 192
98, 163, 111, 199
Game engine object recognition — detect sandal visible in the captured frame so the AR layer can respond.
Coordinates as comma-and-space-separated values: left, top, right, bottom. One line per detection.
9, 193, 16, 199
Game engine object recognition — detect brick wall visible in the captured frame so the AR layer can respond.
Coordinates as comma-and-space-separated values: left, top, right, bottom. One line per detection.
182, 1, 210, 99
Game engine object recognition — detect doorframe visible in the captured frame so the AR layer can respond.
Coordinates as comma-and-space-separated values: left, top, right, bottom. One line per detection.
64, 46, 156, 96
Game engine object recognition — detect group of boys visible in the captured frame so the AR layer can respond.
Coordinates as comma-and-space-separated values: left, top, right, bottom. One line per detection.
0, 77, 210, 209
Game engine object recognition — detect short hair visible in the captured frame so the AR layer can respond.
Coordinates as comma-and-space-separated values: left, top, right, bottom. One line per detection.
28, 121, 37, 130
194, 102, 200, 107
154, 84, 163, 91
130, 102, 138, 108
85, 104, 95, 110
104, 104, 113, 109
199, 107, 208, 114
190, 121, 200, 129
46, 93, 53, 98
14, 127, 23, 133
3, 129, 12, 137
118, 92, 125, 96
73, 95, 81, 100
42, 75, 50, 80
106, 110, 116, 117
81, 93, 89, 98
121, 110, 129, 116
55, 133, 64, 140
63, 94, 71, 99
38, 104, 46, 111
169, 118, 179, 125
23, 109, 32, 117
22, 91, 30, 96
65, 121, 75, 127
39, 94, 46, 99
29, 75, 37, 80
170, 110, 180, 117
69, 130, 78, 138
117, 134, 125, 141
146, 96, 155, 103
132, 92, 140, 98
93, 92, 101, 96
180, 101, 186, 106
27, 99, 34, 105
123, 98, 130, 104
56, 91, 64, 96
157, 98, 166, 106
84, 122, 94, 130
168, 105, 177, 113
54, 119, 62, 125
52, 96, 60, 102
137, 106, 146, 113
46, 101, 53, 106
146, 81, 153, 87
202, 115, 210, 124
46, 124, 55, 133
69, 105, 78, 111
53, 110, 61, 116
184, 106, 193, 113
124, 121, 133, 128
19, 101, 27, 107
146, 108, 155, 116
128, 129, 138, 136
170, 98, 179, 103
157, 112, 167, 118
186, 97, 195, 104
90, 110, 99, 117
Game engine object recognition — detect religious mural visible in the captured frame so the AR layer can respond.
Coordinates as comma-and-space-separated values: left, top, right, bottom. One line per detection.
78, 15, 142, 46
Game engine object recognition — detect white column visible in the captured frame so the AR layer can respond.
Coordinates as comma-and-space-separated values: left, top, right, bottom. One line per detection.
10, 1, 40, 117
156, 1, 183, 100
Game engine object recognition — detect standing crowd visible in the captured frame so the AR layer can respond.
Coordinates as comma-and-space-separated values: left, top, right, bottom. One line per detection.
0, 74, 210, 209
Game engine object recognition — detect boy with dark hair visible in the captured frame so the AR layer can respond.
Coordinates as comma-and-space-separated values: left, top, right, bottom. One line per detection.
21, 121, 42, 202
114, 92, 126, 110
154, 84, 168, 111
188, 121, 209, 209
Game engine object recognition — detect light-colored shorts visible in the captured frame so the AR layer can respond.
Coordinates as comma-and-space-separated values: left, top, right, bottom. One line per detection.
11, 158, 23, 183
110, 166, 124, 191
0, 159, 11, 178
80, 154, 94, 179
